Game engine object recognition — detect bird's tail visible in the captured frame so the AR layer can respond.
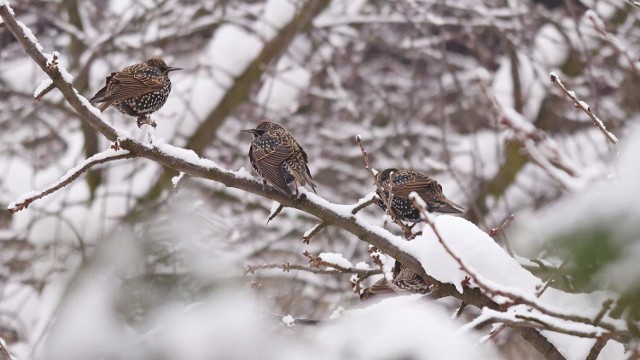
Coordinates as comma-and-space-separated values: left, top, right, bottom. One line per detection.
435, 196, 465, 214
293, 168, 317, 194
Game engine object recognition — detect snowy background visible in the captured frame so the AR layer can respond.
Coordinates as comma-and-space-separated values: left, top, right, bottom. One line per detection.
1, 0, 640, 359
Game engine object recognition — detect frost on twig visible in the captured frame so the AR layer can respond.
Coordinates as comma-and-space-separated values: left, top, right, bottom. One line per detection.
550, 72, 618, 146
7, 149, 132, 214
245, 259, 382, 278
266, 201, 285, 224
586, 10, 640, 78
302, 222, 327, 244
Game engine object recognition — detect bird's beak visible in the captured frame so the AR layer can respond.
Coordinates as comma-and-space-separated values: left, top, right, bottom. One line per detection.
167, 67, 183, 72
241, 128, 257, 135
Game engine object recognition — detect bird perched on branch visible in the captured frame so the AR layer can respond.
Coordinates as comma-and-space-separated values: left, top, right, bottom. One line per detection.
376, 168, 464, 222
242, 121, 317, 196
90, 57, 181, 127
360, 260, 432, 301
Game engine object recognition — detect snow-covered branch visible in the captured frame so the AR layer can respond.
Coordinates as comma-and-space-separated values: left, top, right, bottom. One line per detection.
550, 72, 618, 147
7, 149, 132, 213
0, 1, 434, 296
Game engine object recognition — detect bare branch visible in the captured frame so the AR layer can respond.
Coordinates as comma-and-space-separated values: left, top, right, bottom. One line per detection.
302, 222, 327, 244
586, 10, 640, 78
7, 150, 133, 213
550, 72, 618, 147
246, 262, 382, 277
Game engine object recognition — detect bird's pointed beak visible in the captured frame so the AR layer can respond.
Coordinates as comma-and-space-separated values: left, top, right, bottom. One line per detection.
241, 128, 257, 135
167, 67, 183, 72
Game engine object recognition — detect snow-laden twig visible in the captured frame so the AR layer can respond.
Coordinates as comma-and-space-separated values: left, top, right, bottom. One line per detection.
302, 222, 327, 244
245, 261, 382, 277
409, 192, 626, 341
550, 72, 618, 146
7, 149, 133, 213
586, 10, 640, 79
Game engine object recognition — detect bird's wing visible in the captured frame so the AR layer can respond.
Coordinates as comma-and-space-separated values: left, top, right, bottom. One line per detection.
392, 173, 464, 213
252, 137, 294, 195
390, 173, 441, 199
91, 68, 165, 103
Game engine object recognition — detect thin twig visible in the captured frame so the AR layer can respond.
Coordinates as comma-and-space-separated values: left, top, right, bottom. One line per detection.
351, 196, 377, 215
302, 222, 327, 244
550, 72, 618, 146
266, 203, 285, 224
7, 151, 133, 213
245, 262, 382, 277
34, 83, 56, 100
535, 259, 567, 297
490, 214, 514, 257
586, 10, 640, 78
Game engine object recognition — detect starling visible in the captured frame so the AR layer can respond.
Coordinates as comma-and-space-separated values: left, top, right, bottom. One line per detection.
376, 168, 464, 223
90, 57, 181, 126
360, 260, 431, 301
242, 121, 317, 196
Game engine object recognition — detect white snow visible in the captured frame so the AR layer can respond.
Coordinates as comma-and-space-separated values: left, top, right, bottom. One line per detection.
0, 1, 13, 11
171, 172, 185, 188
303, 223, 322, 238
33, 78, 53, 98
319, 252, 353, 269
232, 166, 254, 180
281, 314, 295, 327
17, 20, 43, 52
269, 201, 281, 219
316, 295, 500, 360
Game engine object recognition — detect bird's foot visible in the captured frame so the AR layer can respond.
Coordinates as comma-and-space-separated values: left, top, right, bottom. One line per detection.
136, 116, 156, 128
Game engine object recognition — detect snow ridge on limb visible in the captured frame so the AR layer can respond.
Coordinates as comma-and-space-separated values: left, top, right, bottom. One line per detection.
408, 192, 629, 349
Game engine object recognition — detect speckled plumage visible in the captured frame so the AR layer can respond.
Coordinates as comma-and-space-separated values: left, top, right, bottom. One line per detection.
243, 121, 317, 195
376, 168, 464, 223
90, 58, 181, 124
360, 260, 431, 301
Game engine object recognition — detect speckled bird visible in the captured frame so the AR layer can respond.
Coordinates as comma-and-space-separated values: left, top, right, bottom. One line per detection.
360, 260, 431, 301
242, 121, 317, 196
90, 58, 181, 126
376, 168, 464, 222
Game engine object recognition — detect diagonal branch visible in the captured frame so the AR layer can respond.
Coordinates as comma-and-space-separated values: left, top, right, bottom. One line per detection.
550, 72, 618, 147
7, 150, 133, 213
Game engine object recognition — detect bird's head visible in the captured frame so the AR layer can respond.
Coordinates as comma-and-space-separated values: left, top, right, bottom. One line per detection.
145, 57, 182, 74
241, 121, 282, 137
377, 168, 399, 183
